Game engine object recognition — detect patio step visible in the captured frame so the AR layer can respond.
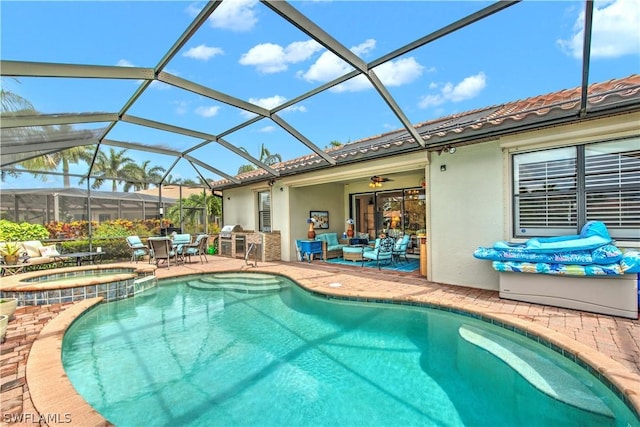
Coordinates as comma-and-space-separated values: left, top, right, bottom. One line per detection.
458, 324, 613, 418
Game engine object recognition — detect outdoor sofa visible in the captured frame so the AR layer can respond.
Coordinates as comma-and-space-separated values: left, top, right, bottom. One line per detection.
0, 240, 62, 267
315, 233, 348, 260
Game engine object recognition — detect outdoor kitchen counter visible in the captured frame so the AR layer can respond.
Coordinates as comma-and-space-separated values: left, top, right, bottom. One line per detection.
219, 231, 281, 261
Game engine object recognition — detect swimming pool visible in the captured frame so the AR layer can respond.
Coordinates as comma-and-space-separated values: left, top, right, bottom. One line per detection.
62, 273, 638, 426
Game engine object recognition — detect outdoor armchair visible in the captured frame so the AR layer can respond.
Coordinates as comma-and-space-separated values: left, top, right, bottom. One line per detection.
126, 236, 149, 263
361, 237, 395, 270
392, 235, 411, 263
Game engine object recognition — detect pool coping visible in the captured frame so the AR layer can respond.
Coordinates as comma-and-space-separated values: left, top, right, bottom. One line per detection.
0, 263, 156, 292
26, 297, 113, 426
25, 266, 640, 424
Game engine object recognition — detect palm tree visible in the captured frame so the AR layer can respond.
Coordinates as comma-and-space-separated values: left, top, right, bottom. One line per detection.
167, 191, 221, 227
122, 160, 166, 191
237, 143, 282, 174
19, 125, 95, 187
1, 79, 34, 113
82, 148, 135, 191
1, 81, 36, 182
163, 174, 183, 185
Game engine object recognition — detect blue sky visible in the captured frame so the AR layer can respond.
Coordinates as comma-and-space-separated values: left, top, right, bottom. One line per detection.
1, 0, 639, 189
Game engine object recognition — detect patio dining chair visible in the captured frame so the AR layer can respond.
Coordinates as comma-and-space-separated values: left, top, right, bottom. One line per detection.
126, 235, 149, 263
361, 237, 395, 270
183, 234, 209, 264
147, 237, 177, 268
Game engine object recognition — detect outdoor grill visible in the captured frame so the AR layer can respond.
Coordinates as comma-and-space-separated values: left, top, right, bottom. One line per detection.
220, 225, 243, 257
220, 224, 243, 239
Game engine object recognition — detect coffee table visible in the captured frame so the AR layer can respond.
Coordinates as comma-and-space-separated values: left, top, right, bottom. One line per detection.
1, 263, 26, 276
0, 256, 30, 276
54, 251, 104, 266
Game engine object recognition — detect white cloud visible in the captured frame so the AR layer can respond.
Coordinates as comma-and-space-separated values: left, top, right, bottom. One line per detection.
183, 44, 224, 61
259, 125, 276, 133
298, 39, 424, 93
240, 40, 323, 74
557, 0, 640, 58
208, 0, 258, 32
373, 57, 425, 87
332, 56, 425, 93
185, 3, 201, 18
241, 95, 307, 118
173, 100, 189, 115
249, 95, 287, 110
300, 39, 376, 84
418, 72, 487, 108
117, 59, 134, 67
195, 105, 220, 117
352, 38, 376, 57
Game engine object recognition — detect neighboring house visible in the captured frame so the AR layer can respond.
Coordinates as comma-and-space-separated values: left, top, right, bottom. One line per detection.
0, 188, 176, 224
213, 76, 640, 291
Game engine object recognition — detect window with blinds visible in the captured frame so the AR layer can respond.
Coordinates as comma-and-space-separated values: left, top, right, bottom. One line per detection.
258, 191, 271, 232
512, 137, 639, 239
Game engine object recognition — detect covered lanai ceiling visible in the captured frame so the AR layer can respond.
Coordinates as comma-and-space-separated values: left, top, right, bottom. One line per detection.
1, 0, 639, 191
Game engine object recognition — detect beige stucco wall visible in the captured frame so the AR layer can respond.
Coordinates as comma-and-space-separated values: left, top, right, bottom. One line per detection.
428, 140, 503, 290
287, 183, 345, 261
222, 187, 259, 231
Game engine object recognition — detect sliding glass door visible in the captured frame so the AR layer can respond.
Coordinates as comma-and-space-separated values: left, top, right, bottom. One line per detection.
351, 187, 426, 248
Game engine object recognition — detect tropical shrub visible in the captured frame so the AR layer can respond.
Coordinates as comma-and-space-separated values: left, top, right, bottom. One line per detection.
0, 220, 50, 241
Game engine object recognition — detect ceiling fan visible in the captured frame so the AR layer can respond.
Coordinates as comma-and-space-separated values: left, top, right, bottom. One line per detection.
369, 176, 392, 188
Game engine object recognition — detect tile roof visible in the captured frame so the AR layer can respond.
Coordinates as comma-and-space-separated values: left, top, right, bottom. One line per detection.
212, 75, 640, 189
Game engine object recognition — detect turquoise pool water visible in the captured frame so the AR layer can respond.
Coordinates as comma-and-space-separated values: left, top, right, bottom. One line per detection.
62, 273, 638, 426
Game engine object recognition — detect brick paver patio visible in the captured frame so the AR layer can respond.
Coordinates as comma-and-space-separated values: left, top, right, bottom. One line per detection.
1, 257, 638, 425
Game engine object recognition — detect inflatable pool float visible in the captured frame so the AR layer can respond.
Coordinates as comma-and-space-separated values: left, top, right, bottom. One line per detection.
492, 221, 612, 253
474, 221, 640, 276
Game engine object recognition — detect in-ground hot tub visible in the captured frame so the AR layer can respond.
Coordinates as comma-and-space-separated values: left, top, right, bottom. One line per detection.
0, 263, 158, 306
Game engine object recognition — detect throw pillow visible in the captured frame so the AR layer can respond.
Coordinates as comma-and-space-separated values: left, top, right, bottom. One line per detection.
22, 241, 43, 258
327, 233, 339, 247
40, 245, 60, 257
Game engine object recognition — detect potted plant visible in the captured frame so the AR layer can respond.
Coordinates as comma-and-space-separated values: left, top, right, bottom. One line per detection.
0, 298, 18, 320
346, 218, 355, 238
306, 218, 317, 239
0, 314, 8, 342
0, 242, 22, 265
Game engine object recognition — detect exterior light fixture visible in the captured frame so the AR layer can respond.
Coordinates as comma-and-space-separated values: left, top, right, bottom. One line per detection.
438, 145, 456, 155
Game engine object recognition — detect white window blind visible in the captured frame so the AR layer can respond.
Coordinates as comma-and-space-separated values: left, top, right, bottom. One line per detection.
513, 137, 640, 239
584, 142, 640, 233
258, 191, 271, 232
514, 148, 577, 236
